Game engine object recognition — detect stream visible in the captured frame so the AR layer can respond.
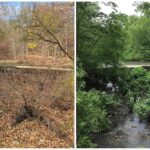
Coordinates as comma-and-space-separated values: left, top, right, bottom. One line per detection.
92, 114, 150, 148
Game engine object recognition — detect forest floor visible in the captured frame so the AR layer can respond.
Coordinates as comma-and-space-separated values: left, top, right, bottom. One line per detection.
0, 55, 73, 68
0, 70, 74, 148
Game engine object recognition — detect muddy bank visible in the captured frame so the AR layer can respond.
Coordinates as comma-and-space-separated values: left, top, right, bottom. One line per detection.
108, 102, 130, 129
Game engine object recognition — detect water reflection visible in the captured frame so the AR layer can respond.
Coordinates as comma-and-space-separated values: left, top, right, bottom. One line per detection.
92, 114, 150, 148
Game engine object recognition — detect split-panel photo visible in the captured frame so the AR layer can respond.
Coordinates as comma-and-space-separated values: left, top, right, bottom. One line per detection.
0, 0, 150, 148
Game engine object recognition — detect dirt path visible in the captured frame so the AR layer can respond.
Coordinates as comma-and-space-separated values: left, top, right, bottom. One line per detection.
0, 65, 73, 71
122, 61, 150, 68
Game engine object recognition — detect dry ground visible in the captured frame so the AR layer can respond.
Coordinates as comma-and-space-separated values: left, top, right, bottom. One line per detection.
0, 70, 74, 148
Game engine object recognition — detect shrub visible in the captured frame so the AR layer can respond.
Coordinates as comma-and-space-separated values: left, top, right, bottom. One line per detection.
77, 91, 110, 147
129, 68, 150, 98
77, 90, 111, 133
134, 98, 150, 121
130, 67, 146, 78
77, 89, 121, 147
122, 67, 150, 107
77, 135, 97, 148
127, 92, 135, 108
77, 67, 86, 90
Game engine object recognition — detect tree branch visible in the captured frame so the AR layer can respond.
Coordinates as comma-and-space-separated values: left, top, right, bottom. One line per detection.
34, 14, 73, 60
29, 32, 58, 44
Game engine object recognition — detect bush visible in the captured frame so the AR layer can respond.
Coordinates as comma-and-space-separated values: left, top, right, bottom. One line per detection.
130, 67, 146, 78
127, 93, 135, 108
129, 68, 150, 98
77, 135, 97, 148
77, 90, 111, 133
77, 89, 121, 147
134, 98, 150, 121
77, 66, 86, 90
122, 67, 150, 107
77, 90, 111, 147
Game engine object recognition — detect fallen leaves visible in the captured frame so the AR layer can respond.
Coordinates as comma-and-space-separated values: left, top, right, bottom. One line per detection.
0, 108, 73, 148
0, 71, 74, 148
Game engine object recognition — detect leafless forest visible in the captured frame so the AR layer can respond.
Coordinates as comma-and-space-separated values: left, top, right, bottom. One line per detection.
0, 2, 74, 67
0, 2, 74, 148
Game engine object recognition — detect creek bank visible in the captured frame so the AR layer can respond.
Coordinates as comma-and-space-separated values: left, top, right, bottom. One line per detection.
91, 107, 150, 148
108, 102, 130, 129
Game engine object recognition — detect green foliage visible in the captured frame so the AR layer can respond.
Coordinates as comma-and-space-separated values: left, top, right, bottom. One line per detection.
77, 63, 123, 148
77, 65, 86, 90
77, 2, 127, 71
135, 1, 150, 17
123, 2, 150, 60
129, 67, 150, 98
117, 67, 150, 110
77, 135, 97, 148
130, 67, 147, 77
129, 68, 150, 121
77, 86, 121, 147
77, 90, 111, 132
77, 1, 150, 147
76, 62, 123, 147
128, 96, 135, 108
134, 98, 150, 120
119, 67, 150, 107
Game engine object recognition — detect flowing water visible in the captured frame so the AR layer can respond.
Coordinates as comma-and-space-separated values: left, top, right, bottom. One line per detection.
92, 114, 150, 148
